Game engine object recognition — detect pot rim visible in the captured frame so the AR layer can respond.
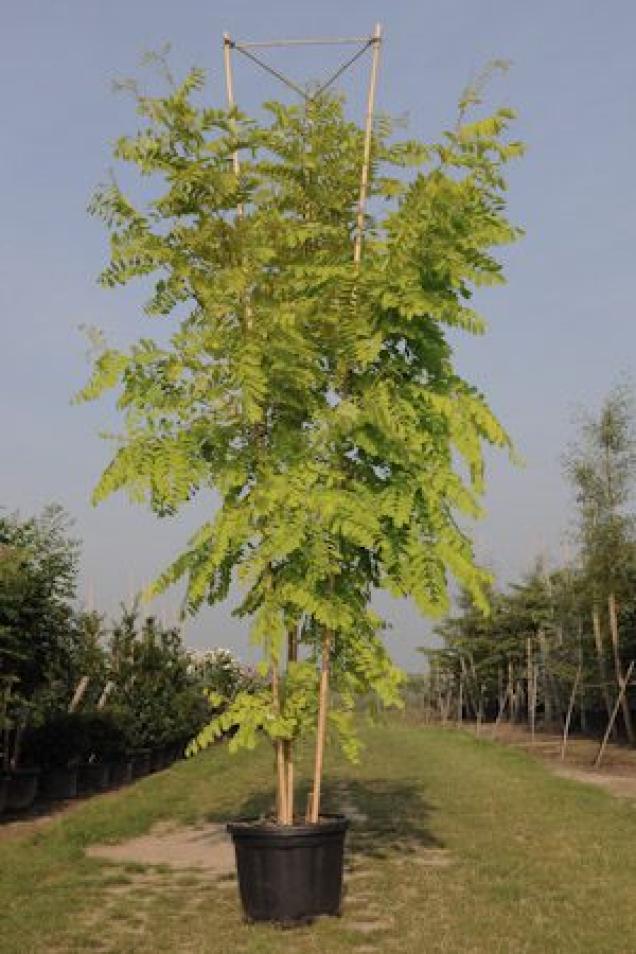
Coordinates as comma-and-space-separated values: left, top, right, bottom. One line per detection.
227, 812, 349, 839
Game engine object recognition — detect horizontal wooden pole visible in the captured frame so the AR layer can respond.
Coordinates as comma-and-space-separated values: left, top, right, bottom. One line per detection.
234, 37, 371, 49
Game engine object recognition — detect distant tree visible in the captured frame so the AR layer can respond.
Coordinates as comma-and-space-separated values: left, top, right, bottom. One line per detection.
564, 383, 636, 739
0, 505, 80, 707
107, 606, 207, 749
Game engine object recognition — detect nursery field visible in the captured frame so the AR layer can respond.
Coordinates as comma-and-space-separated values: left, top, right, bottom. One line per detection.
2, 721, 636, 954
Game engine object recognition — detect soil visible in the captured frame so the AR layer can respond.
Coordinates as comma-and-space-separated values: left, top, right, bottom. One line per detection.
0, 793, 87, 843
87, 821, 235, 877
470, 721, 636, 799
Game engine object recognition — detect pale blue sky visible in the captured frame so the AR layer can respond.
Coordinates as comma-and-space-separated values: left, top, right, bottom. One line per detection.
1, 1, 635, 668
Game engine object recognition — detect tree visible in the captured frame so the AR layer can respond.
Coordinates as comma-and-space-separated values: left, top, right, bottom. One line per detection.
107, 606, 206, 750
0, 505, 82, 767
79, 67, 522, 823
564, 383, 636, 740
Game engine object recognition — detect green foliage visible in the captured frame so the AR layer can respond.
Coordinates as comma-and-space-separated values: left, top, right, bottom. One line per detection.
431, 383, 636, 730
564, 382, 636, 598
0, 506, 81, 724
107, 605, 208, 749
82, 67, 522, 765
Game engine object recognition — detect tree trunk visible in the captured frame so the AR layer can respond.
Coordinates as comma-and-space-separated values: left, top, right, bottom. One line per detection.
592, 605, 617, 737
526, 637, 533, 729
507, 661, 514, 723
307, 628, 332, 823
538, 631, 552, 726
608, 592, 634, 743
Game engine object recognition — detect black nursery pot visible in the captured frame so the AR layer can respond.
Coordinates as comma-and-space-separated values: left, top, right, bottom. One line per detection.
130, 749, 152, 779
109, 758, 133, 787
227, 814, 349, 925
77, 762, 111, 795
150, 747, 169, 773
40, 765, 78, 801
6, 768, 40, 812
0, 774, 9, 815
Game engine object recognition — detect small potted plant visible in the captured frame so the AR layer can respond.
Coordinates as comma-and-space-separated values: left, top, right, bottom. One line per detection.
23, 713, 86, 801
3, 695, 41, 812
81, 62, 521, 922
77, 713, 127, 794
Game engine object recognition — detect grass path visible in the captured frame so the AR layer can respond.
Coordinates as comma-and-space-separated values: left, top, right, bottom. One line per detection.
3, 722, 636, 953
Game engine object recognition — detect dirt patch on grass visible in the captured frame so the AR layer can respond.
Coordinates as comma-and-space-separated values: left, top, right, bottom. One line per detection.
87, 821, 235, 876
0, 794, 88, 843
472, 723, 636, 800
553, 766, 636, 798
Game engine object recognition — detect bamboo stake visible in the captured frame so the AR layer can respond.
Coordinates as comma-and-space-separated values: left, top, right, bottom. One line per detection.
560, 665, 582, 762
477, 684, 485, 736
271, 662, 288, 824
594, 661, 634, 769
285, 627, 298, 823
493, 682, 510, 735
526, 637, 533, 728
223, 34, 252, 337
353, 23, 382, 266
538, 631, 552, 726
608, 592, 634, 744
96, 680, 113, 710
307, 628, 332, 822
68, 676, 90, 713
530, 661, 537, 744
307, 25, 382, 824
237, 36, 371, 49
223, 34, 240, 184
226, 33, 292, 819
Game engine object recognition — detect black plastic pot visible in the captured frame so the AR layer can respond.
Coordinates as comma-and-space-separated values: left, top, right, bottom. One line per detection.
0, 774, 8, 816
77, 762, 111, 795
166, 741, 182, 763
150, 747, 168, 773
227, 814, 349, 925
40, 765, 78, 801
130, 749, 152, 779
6, 768, 40, 812
109, 759, 133, 788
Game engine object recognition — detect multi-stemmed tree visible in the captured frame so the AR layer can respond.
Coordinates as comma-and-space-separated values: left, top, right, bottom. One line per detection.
564, 383, 636, 740
80, 67, 522, 823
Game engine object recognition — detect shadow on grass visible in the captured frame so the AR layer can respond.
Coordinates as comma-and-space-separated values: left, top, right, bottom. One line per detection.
206, 776, 441, 860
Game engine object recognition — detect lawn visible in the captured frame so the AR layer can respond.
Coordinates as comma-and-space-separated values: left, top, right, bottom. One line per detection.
2, 720, 636, 953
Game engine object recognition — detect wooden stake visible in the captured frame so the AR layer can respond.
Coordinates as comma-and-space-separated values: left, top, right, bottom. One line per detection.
608, 592, 634, 744
285, 627, 298, 823
477, 684, 485, 735
96, 680, 113, 710
223, 34, 241, 184
530, 661, 537, 744
493, 682, 510, 736
307, 628, 332, 823
560, 665, 582, 762
594, 660, 634, 769
237, 36, 371, 49
68, 676, 90, 713
271, 661, 288, 824
353, 23, 382, 266
526, 637, 533, 728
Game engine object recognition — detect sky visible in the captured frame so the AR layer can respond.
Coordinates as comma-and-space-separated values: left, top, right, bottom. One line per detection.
1, 1, 635, 670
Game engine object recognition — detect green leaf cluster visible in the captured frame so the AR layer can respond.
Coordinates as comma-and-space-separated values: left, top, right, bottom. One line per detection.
81, 67, 522, 760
